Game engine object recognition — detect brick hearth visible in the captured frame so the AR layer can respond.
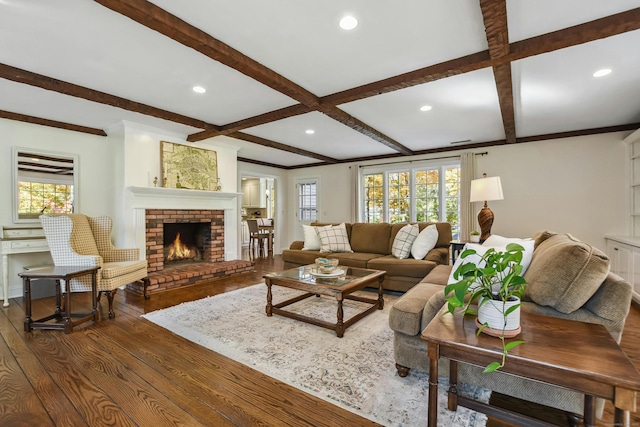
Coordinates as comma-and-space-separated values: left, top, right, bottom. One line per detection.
128, 209, 253, 295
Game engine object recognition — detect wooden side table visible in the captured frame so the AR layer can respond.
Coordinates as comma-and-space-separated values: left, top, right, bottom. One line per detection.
422, 309, 640, 427
19, 266, 100, 334
449, 240, 470, 264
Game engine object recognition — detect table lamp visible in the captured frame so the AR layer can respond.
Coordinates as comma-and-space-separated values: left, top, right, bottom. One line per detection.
469, 173, 504, 242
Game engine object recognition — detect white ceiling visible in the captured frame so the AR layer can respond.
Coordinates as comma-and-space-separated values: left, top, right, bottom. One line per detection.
0, 0, 639, 168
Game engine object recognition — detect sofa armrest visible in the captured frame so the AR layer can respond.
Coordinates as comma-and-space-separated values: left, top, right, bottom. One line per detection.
389, 282, 444, 336
424, 247, 448, 264
289, 241, 304, 250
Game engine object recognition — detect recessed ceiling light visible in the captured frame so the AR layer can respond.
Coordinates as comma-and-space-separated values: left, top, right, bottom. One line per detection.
420, 105, 432, 112
305, 129, 315, 135
192, 86, 206, 93
593, 69, 612, 78
339, 15, 358, 30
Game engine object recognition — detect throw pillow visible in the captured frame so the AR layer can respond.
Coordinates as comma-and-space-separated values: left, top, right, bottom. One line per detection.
447, 243, 491, 285
524, 233, 610, 314
301, 224, 321, 251
391, 224, 419, 259
482, 234, 535, 275
317, 223, 353, 253
410, 224, 439, 260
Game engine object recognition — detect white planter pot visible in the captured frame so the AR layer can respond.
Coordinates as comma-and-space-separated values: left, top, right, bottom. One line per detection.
470, 235, 481, 243
477, 297, 521, 332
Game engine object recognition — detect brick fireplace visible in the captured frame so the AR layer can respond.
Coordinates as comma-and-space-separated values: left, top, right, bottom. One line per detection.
125, 187, 252, 295
145, 209, 224, 273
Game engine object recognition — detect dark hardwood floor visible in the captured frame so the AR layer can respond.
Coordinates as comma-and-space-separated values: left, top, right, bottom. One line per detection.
0, 250, 638, 426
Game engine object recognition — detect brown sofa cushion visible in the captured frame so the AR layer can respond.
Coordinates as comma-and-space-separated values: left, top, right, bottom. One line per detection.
367, 255, 436, 278
350, 223, 391, 254
524, 233, 610, 314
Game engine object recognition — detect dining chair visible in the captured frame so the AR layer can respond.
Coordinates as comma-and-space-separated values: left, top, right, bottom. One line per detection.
247, 219, 269, 257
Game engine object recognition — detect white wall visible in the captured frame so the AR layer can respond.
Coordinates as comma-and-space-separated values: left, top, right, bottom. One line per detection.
283, 132, 629, 251
476, 132, 628, 249
0, 118, 115, 298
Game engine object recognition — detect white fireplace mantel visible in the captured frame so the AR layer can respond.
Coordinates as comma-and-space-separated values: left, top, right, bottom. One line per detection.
126, 186, 241, 260
127, 186, 242, 208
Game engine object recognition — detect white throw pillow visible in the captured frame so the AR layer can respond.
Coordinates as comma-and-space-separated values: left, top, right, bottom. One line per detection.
483, 234, 535, 275
301, 224, 321, 251
410, 224, 439, 260
392, 224, 419, 259
317, 223, 353, 253
447, 243, 490, 285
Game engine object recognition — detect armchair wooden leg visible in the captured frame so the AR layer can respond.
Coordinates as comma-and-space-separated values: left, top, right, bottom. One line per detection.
100, 289, 118, 318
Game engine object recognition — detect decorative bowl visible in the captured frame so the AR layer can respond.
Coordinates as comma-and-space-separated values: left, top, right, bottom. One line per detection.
315, 257, 339, 274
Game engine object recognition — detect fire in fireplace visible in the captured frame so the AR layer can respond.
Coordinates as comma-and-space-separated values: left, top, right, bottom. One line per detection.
163, 222, 210, 266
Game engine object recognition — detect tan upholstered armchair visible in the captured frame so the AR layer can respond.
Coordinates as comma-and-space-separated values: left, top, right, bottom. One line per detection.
40, 214, 149, 318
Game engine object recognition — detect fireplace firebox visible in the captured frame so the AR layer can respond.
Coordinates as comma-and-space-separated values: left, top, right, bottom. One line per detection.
163, 222, 210, 267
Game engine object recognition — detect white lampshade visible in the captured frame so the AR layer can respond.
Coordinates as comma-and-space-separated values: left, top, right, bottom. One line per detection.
470, 176, 504, 202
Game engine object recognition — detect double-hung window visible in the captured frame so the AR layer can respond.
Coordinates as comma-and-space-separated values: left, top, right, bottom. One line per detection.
361, 160, 460, 238
16, 152, 75, 220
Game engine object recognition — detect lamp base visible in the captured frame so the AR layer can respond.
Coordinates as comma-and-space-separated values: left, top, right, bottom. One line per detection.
477, 206, 494, 243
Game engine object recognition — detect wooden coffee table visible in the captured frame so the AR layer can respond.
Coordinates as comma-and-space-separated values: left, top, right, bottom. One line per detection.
421, 308, 640, 427
263, 265, 385, 337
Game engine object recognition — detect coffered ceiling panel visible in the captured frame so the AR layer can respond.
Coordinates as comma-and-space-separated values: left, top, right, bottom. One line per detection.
514, 30, 640, 137
149, 0, 489, 96
507, 0, 640, 41
0, 0, 296, 125
340, 68, 505, 150
243, 111, 398, 161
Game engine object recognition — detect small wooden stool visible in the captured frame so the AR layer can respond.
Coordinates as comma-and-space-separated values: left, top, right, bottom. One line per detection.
19, 266, 100, 334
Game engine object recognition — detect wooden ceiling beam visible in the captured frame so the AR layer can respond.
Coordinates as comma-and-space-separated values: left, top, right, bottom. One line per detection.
0, 63, 216, 131
0, 109, 107, 136
480, 0, 516, 144
188, 104, 313, 142
94, 0, 320, 108
96, 0, 410, 154
321, 7, 640, 108
320, 51, 493, 107
229, 132, 339, 164
317, 106, 414, 155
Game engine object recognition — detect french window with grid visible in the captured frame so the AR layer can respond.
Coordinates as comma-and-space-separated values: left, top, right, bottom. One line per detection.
361, 161, 460, 239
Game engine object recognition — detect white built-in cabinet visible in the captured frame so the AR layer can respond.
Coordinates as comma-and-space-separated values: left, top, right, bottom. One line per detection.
606, 236, 640, 303
241, 179, 266, 208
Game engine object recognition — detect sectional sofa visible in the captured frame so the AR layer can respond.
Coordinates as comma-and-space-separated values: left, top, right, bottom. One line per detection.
388, 231, 633, 419
282, 222, 452, 292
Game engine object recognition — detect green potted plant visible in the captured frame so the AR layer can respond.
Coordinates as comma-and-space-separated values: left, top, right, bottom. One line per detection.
443, 243, 527, 372
469, 230, 481, 243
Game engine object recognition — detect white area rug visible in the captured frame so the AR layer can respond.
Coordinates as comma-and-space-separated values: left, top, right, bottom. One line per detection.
142, 284, 490, 426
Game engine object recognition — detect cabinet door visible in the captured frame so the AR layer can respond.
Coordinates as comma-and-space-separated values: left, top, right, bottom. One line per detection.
608, 241, 632, 283
241, 182, 251, 207
633, 250, 640, 295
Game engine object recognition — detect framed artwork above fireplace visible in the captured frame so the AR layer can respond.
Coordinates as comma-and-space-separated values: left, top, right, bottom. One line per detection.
161, 141, 221, 191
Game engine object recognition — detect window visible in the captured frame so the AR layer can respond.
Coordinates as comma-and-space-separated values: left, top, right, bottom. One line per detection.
361, 160, 460, 238
297, 181, 317, 221
363, 173, 383, 223
13, 149, 77, 222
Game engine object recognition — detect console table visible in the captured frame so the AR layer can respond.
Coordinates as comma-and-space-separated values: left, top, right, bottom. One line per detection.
422, 309, 640, 427
1, 225, 50, 307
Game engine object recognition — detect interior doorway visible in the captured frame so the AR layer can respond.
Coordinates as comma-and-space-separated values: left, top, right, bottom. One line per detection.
239, 174, 278, 251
